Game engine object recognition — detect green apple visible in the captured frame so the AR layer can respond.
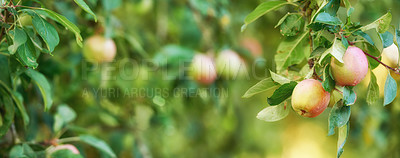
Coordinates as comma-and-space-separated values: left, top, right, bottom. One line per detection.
189, 53, 217, 85
83, 35, 117, 63
19, 13, 32, 26
291, 79, 330, 118
216, 49, 247, 79
331, 46, 368, 86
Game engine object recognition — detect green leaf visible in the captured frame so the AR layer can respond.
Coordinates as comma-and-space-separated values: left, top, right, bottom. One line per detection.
323, 65, 335, 92
279, 14, 303, 36
363, 42, 381, 69
267, 81, 297, 105
353, 30, 374, 46
0, 93, 15, 137
328, 100, 351, 136
275, 32, 309, 71
242, 1, 290, 30
337, 122, 349, 158
12, 91, 29, 126
32, 8, 83, 47
341, 34, 349, 49
384, 72, 397, 106
274, 12, 290, 28
379, 31, 394, 48
25, 69, 53, 111
9, 145, 24, 158
16, 39, 38, 68
329, 38, 347, 63
57, 104, 77, 123
0, 55, 12, 87
366, 71, 379, 105
360, 12, 392, 33
242, 77, 279, 98
80, 135, 116, 158
30, 12, 59, 53
74, 0, 97, 22
343, 86, 356, 105
315, 12, 342, 25
256, 102, 289, 122
101, 0, 122, 12
269, 70, 290, 85
8, 28, 27, 54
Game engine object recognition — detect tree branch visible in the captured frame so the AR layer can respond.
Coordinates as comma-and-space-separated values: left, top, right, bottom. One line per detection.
363, 51, 400, 75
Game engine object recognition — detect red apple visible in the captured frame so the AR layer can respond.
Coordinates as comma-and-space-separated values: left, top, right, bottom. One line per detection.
291, 79, 330, 118
189, 54, 217, 85
331, 46, 368, 86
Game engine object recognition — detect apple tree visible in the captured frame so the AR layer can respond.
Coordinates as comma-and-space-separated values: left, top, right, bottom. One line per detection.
242, 0, 399, 157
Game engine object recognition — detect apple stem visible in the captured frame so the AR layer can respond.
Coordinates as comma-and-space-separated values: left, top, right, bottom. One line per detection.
363, 51, 400, 75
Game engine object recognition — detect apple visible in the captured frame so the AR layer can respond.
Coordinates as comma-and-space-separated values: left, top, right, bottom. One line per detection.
216, 49, 247, 79
331, 46, 368, 86
240, 37, 263, 57
83, 35, 117, 63
291, 79, 330, 118
382, 43, 399, 67
19, 13, 32, 26
48, 144, 80, 156
189, 54, 217, 85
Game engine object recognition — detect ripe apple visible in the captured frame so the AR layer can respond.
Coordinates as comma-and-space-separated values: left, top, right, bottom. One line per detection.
331, 46, 368, 86
291, 79, 330, 118
216, 49, 247, 79
48, 144, 80, 155
83, 35, 117, 63
240, 37, 263, 57
189, 54, 217, 85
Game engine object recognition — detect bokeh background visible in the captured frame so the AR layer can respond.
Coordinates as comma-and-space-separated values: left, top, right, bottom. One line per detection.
17, 0, 400, 157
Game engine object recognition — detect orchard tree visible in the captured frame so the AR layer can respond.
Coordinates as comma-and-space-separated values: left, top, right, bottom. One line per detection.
0, 0, 116, 157
242, 0, 400, 157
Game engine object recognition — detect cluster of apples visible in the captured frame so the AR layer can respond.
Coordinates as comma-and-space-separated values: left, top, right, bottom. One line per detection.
292, 44, 399, 118
189, 49, 248, 85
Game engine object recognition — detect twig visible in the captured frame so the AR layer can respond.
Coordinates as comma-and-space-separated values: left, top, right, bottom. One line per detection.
363, 51, 400, 75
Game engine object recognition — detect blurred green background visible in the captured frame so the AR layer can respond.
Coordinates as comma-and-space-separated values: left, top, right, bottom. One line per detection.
15, 0, 400, 157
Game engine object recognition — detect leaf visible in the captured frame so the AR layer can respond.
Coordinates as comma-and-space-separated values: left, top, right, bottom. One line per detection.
30, 12, 59, 53
73, 0, 97, 22
384, 72, 397, 106
274, 12, 290, 28
8, 28, 27, 54
25, 69, 53, 111
366, 71, 379, 105
315, 12, 342, 25
0, 94, 15, 137
16, 39, 38, 68
267, 81, 297, 105
12, 91, 29, 126
328, 100, 351, 136
343, 86, 356, 105
269, 70, 290, 84
360, 12, 392, 33
379, 31, 394, 48
337, 122, 349, 158
275, 32, 309, 71
242, 77, 279, 98
0, 55, 12, 87
32, 8, 83, 47
242, 1, 290, 30
256, 102, 289, 122
353, 30, 374, 46
329, 38, 347, 63
323, 65, 335, 92
9, 144, 36, 158
279, 14, 303, 36
363, 42, 381, 69
101, 0, 122, 12
80, 135, 116, 158
57, 104, 77, 123
341, 34, 349, 49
